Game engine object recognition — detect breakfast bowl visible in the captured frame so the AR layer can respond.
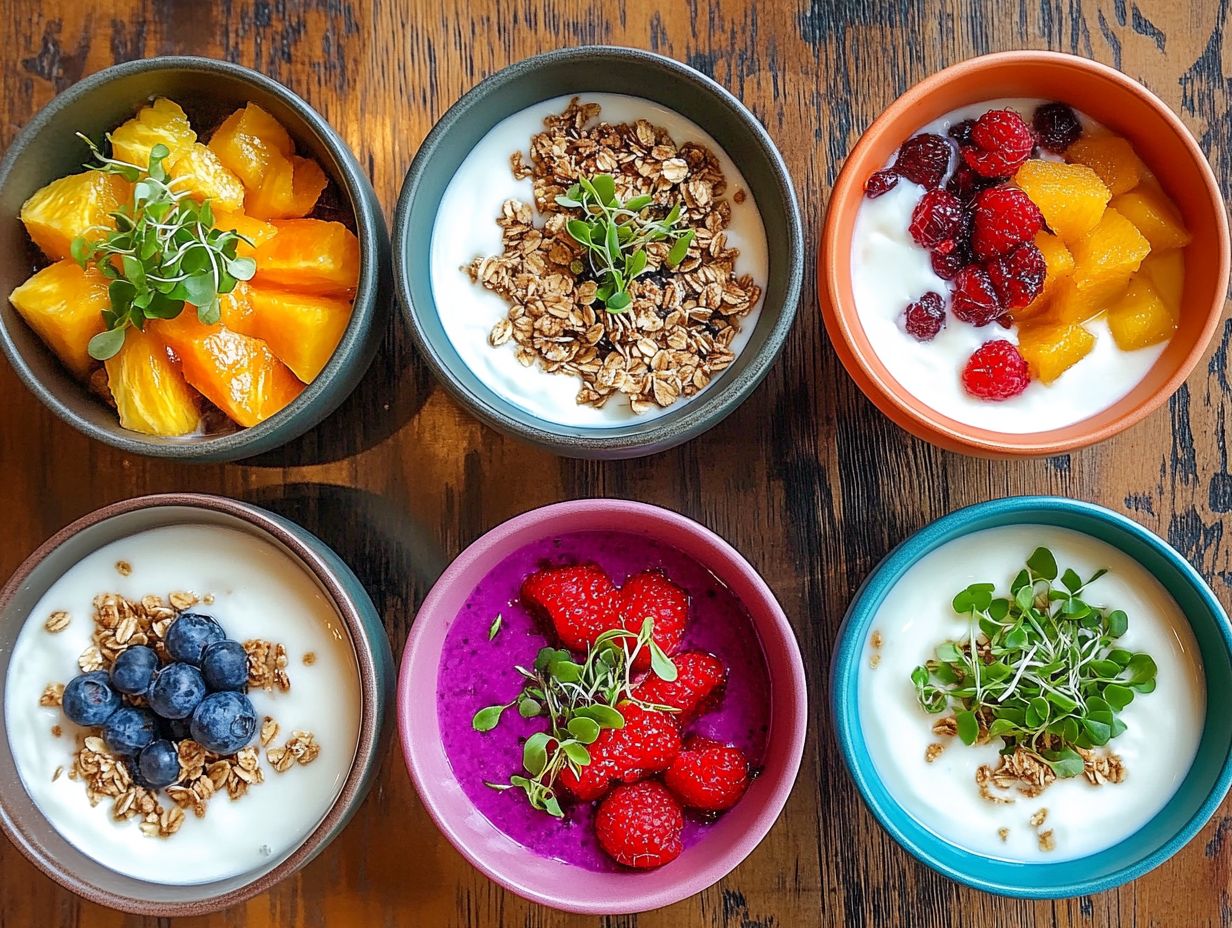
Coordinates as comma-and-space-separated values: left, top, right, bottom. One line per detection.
0, 56, 390, 463
831, 496, 1232, 897
0, 493, 394, 915
398, 498, 807, 913
393, 45, 803, 459
820, 51, 1229, 457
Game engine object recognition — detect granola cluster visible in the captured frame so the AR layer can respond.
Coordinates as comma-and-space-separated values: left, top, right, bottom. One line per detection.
468, 98, 763, 414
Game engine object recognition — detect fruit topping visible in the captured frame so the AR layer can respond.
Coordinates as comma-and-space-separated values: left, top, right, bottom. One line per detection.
7, 260, 109, 379
190, 691, 258, 755
1067, 207, 1152, 307
109, 97, 196, 169
909, 189, 964, 250
618, 570, 688, 668
200, 639, 251, 691
165, 612, 226, 664
864, 169, 900, 199
104, 327, 201, 437
950, 266, 1005, 327
559, 701, 682, 801
1014, 160, 1111, 245
251, 219, 361, 295
109, 645, 160, 695
1111, 186, 1191, 252
1140, 249, 1185, 310
137, 740, 182, 789
971, 187, 1043, 260
594, 781, 685, 869
1017, 321, 1097, 383
147, 662, 208, 720
892, 133, 952, 189
960, 340, 1030, 401
520, 563, 621, 654
1032, 103, 1082, 153
664, 737, 751, 811
902, 291, 948, 341
62, 671, 122, 727
961, 109, 1034, 178
947, 119, 976, 146
945, 163, 1002, 207
1067, 134, 1144, 196
19, 170, 130, 263
102, 706, 160, 755
1107, 277, 1178, 350
987, 242, 1047, 310
633, 651, 728, 721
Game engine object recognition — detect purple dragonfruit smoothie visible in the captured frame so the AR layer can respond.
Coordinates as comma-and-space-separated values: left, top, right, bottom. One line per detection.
436, 530, 772, 871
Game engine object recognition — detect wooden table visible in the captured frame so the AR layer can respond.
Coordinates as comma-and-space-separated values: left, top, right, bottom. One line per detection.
2, 1, 1229, 925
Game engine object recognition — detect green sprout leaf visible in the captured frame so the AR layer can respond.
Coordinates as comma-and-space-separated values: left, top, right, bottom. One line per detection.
471, 703, 508, 732
488, 614, 503, 641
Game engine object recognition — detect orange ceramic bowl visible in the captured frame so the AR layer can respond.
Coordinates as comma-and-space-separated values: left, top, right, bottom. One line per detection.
820, 51, 1229, 457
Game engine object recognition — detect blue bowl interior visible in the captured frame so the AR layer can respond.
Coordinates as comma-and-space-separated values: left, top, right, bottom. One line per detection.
832, 497, 1232, 897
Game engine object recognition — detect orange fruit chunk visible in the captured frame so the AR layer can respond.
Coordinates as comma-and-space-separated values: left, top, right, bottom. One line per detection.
252, 219, 359, 295
211, 210, 278, 258
1017, 321, 1096, 384
1013, 160, 1110, 245
1067, 134, 1144, 196
110, 97, 196, 168
223, 284, 352, 382
1068, 207, 1152, 307
8, 260, 109, 378
1140, 249, 1185, 311
245, 154, 328, 220
1107, 276, 1178, 350
207, 103, 295, 192
167, 143, 245, 211
1110, 184, 1191, 252
104, 327, 201, 436
20, 169, 131, 262
1017, 231, 1075, 320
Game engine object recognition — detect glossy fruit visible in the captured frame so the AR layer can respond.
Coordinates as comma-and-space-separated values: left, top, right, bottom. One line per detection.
987, 242, 1047, 310
167, 143, 245, 211
103, 706, 160, 755
972, 187, 1043, 260
864, 169, 899, 198
961, 340, 1030, 400
618, 570, 689, 668
1032, 102, 1082, 153
138, 740, 181, 789
110, 645, 160, 696
962, 109, 1034, 177
945, 164, 1000, 206
246, 154, 328, 220
9, 260, 109, 378
1110, 185, 1191, 252
1067, 134, 1144, 196
1013, 160, 1110, 244
200, 639, 249, 691
594, 781, 684, 869
230, 285, 352, 382
104, 327, 201, 436
1140, 249, 1185, 311
892, 134, 952, 189
109, 97, 196, 167
207, 103, 294, 191
633, 651, 728, 721
951, 266, 1005, 327
902, 291, 947, 340
1107, 277, 1178, 350
1068, 207, 1152, 307
210, 209, 278, 258
909, 189, 963, 249
664, 737, 750, 811
559, 702, 681, 801
252, 219, 360, 295
147, 663, 207, 720
520, 563, 621, 654
62, 671, 122, 727
1016, 321, 1096, 383
165, 613, 226, 664
19, 169, 130, 262
190, 691, 257, 755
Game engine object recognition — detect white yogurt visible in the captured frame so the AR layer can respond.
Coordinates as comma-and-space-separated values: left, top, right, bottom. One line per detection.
3, 524, 361, 885
430, 93, 769, 427
851, 98, 1167, 433
859, 524, 1204, 862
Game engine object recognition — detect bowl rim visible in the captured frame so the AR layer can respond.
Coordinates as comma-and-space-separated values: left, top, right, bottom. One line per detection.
0, 492, 384, 915
397, 497, 808, 913
819, 49, 1231, 457
0, 55, 387, 462
830, 494, 1232, 897
392, 44, 803, 458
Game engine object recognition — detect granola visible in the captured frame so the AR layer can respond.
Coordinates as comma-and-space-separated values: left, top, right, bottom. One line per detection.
245, 639, 290, 692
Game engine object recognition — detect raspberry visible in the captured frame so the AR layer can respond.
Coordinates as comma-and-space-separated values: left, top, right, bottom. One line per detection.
664, 737, 750, 812
632, 651, 727, 722
893, 133, 952, 189
618, 570, 688, 670
594, 781, 684, 869
864, 169, 899, 199
946, 164, 1003, 206
948, 119, 976, 146
558, 702, 681, 801
962, 109, 1034, 177
931, 249, 968, 280
986, 242, 1046, 309
520, 564, 621, 654
908, 189, 963, 250
951, 266, 1005, 327
902, 291, 947, 341
961, 340, 1031, 401
971, 186, 1043, 259
1032, 102, 1082, 153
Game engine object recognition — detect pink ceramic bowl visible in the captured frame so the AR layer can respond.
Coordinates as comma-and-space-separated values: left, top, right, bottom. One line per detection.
397, 499, 806, 914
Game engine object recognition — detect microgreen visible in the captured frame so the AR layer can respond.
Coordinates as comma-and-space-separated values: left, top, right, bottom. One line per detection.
488, 614, 503, 641
69, 134, 255, 361
472, 617, 677, 817
555, 174, 694, 313
911, 547, 1157, 779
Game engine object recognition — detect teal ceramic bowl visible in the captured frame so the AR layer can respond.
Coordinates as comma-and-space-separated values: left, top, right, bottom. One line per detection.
0, 494, 394, 915
0, 56, 391, 462
831, 496, 1232, 898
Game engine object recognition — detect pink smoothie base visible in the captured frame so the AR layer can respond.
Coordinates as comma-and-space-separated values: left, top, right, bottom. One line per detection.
397, 499, 808, 915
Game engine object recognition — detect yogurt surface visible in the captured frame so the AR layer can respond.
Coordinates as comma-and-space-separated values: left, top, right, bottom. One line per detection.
850, 97, 1167, 433
859, 523, 1204, 862
430, 92, 769, 427
4, 524, 361, 885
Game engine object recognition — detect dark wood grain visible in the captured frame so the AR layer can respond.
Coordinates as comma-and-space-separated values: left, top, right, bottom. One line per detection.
1, 0, 1230, 925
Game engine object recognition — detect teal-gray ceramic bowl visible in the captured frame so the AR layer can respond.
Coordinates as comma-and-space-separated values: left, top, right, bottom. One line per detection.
393, 45, 802, 459
0, 494, 393, 915
0, 56, 390, 462
831, 496, 1232, 898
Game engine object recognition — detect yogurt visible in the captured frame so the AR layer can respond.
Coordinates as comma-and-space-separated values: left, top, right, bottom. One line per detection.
851, 98, 1167, 433
430, 93, 769, 427
4, 524, 361, 885
859, 524, 1204, 862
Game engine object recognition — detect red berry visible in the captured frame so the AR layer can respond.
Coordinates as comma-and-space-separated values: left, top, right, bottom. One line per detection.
961, 340, 1031, 401
619, 570, 688, 670
948, 119, 976, 146
559, 702, 681, 801
909, 189, 963, 250
986, 242, 1046, 309
594, 781, 684, 869
864, 169, 899, 199
902, 291, 947, 341
1032, 102, 1082, 153
521, 564, 620, 654
664, 737, 750, 812
893, 133, 952, 189
633, 651, 727, 722
946, 164, 1002, 206
971, 187, 1043, 260
962, 109, 1034, 177
951, 266, 1005, 327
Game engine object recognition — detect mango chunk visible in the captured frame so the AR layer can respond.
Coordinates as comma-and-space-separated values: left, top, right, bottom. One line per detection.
1111, 185, 1191, 252
252, 219, 359, 295
211, 210, 278, 258
1017, 231, 1075, 320
20, 169, 130, 262
1067, 134, 1144, 196
8, 260, 109, 378
1140, 249, 1185, 312
1017, 321, 1097, 384
207, 103, 295, 192
1047, 278, 1112, 325
1014, 160, 1110, 245
223, 284, 352, 382
245, 154, 327, 220
110, 97, 196, 168
105, 327, 201, 436
168, 143, 245, 211
1069, 208, 1152, 308
1107, 277, 1178, 350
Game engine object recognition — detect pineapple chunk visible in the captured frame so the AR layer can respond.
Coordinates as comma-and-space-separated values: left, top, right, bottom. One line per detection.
104, 327, 201, 436
208, 103, 295, 191
245, 153, 327, 220
1140, 249, 1185, 311
1014, 160, 1110, 245
109, 97, 196, 168
1017, 321, 1097, 383
1069, 208, 1152, 307
1047, 278, 1112, 325
20, 169, 130, 261
1067, 134, 1144, 196
1107, 277, 1178, 350
8, 260, 109, 378
241, 286, 352, 382
167, 143, 244, 211
211, 210, 278, 258
1017, 232, 1075, 319
1110, 185, 1191, 252
252, 219, 360, 295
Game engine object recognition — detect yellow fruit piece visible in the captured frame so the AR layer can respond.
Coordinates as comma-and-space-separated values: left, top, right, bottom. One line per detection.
1067, 134, 1144, 196
20, 169, 130, 261
1140, 249, 1185, 311
207, 103, 295, 192
1047, 278, 1112, 325
1069, 207, 1152, 307
1110, 186, 1191, 252
245, 154, 327, 220
1017, 232, 1075, 319
8, 260, 109, 378
222, 284, 352, 382
252, 219, 360, 295
167, 143, 245, 211
104, 327, 201, 436
1014, 160, 1110, 245
1107, 276, 1178, 350
109, 97, 196, 168
1017, 321, 1097, 384
211, 210, 278, 258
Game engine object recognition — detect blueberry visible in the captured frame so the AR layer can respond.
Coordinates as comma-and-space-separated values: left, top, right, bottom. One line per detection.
102, 706, 159, 755
137, 740, 181, 789
109, 645, 159, 695
165, 612, 225, 665
190, 691, 257, 755
147, 663, 207, 720
160, 717, 192, 742
61, 672, 122, 727
200, 639, 248, 691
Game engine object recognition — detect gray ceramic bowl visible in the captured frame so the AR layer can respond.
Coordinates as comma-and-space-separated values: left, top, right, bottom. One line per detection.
393, 46, 803, 459
0, 57, 391, 462
0, 493, 394, 915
